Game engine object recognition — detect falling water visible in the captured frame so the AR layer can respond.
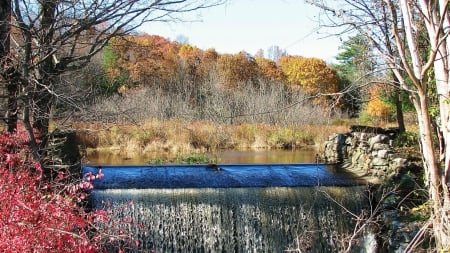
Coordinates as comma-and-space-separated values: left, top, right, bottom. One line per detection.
90, 186, 371, 252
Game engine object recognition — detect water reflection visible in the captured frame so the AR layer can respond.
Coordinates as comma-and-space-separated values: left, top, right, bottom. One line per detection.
92, 186, 370, 252
86, 149, 318, 165
217, 149, 317, 164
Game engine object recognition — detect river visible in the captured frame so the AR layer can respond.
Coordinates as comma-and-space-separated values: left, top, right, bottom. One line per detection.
86, 149, 318, 165
85, 149, 377, 252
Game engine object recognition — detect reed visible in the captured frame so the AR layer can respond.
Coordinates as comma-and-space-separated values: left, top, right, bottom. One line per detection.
72, 119, 363, 159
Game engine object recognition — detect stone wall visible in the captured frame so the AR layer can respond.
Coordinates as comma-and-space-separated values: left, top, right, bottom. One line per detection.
323, 125, 407, 183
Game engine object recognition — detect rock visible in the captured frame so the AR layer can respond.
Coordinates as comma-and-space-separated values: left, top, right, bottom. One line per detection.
369, 134, 389, 147
392, 157, 408, 169
323, 125, 410, 183
372, 157, 389, 166
371, 143, 390, 151
377, 149, 391, 159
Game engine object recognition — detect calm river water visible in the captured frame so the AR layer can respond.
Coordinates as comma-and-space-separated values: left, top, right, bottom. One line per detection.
86, 149, 318, 165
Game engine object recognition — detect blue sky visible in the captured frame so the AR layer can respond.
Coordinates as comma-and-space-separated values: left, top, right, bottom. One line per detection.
139, 0, 342, 62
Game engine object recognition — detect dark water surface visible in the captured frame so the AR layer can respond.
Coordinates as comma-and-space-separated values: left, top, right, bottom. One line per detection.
83, 164, 357, 189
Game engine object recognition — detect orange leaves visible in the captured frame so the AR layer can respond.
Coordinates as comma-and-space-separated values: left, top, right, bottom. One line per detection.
255, 57, 286, 82
107, 34, 180, 86
217, 51, 259, 88
106, 33, 341, 107
365, 85, 392, 120
107, 34, 220, 88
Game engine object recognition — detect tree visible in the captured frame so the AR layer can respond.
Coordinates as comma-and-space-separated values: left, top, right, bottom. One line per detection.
108, 34, 180, 88
1, 0, 224, 161
217, 51, 260, 88
306, 0, 450, 250
0, 0, 17, 132
334, 34, 408, 122
255, 56, 286, 82
267, 45, 286, 62
364, 84, 392, 121
334, 35, 375, 116
178, 43, 204, 84
279, 55, 339, 106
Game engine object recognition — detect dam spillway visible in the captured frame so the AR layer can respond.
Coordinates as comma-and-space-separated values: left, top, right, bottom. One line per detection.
83, 163, 372, 252
82, 163, 358, 189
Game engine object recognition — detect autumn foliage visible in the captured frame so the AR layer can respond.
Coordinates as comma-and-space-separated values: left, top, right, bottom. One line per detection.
102, 33, 347, 114
0, 129, 135, 252
255, 56, 286, 82
104, 34, 338, 92
364, 85, 392, 120
279, 56, 339, 96
106, 34, 179, 88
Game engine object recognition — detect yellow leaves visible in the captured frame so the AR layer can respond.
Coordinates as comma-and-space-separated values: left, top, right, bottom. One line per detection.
178, 44, 201, 59
365, 85, 392, 120
279, 56, 339, 95
366, 98, 391, 119
118, 85, 128, 94
278, 56, 339, 107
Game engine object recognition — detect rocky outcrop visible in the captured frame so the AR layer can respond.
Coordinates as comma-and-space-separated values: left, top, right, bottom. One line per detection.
323, 125, 406, 183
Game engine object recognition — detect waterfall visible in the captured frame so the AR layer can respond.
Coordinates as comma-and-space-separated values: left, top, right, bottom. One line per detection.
90, 186, 374, 252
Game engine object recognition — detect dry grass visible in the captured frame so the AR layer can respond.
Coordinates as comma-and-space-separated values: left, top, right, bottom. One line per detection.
71, 118, 363, 159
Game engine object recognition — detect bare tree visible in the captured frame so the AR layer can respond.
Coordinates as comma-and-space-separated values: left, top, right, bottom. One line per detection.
267, 45, 286, 62
0, 0, 17, 132
1, 0, 224, 160
306, 0, 450, 250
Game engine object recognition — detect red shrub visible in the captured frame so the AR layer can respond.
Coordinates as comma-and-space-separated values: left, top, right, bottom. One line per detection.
0, 130, 111, 252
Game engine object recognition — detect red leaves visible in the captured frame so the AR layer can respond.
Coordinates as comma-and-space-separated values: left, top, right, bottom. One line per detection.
0, 129, 139, 252
0, 168, 101, 252
0, 130, 105, 252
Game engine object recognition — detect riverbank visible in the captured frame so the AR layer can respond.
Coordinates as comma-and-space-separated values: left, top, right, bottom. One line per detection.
71, 119, 354, 161
320, 125, 429, 252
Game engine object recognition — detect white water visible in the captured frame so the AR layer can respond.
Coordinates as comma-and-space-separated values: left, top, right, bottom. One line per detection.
91, 186, 375, 252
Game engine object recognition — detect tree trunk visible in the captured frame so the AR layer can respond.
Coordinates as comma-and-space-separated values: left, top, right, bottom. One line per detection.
32, 89, 52, 137
433, 49, 450, 252
429, 0, 450, 248
6, 81, 17, 132
32, 0, 57, 137
0, 0, 17, 132
415, 82, 450, 250
392, 74, 405, 133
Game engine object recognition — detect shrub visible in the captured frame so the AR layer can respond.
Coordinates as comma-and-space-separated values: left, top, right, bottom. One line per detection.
394, 131, 419, 147
0, 129, 135, 252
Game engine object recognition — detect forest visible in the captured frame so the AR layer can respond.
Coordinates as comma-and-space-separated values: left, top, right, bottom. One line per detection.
59, 32, 406, 167
74, 33, 393, 125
